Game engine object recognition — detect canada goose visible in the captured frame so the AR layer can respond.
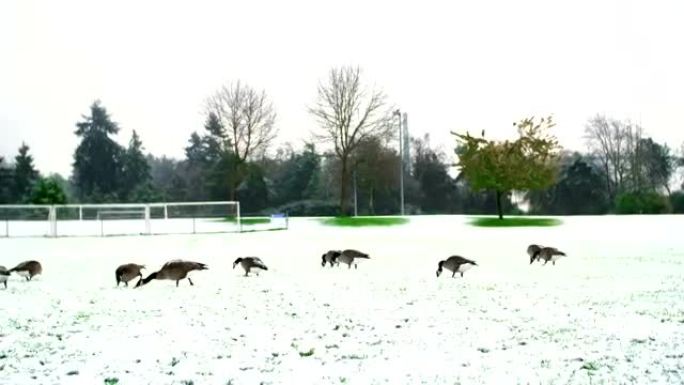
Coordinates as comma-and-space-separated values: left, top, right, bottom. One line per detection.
337, 249, 370, 269
537, 247, 567, 266
436, 256, 478, 278
321, 250, 341, 267
115, 263, 145, 287
136, 260, 208, 287
527, 244, 543, 264
233, 257, 268, 276
0, 265, 9, 289
9, 260, 42, 281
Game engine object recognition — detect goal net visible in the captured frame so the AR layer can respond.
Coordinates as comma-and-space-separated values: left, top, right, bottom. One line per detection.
0, 205, 53, 237
0, 201, 242, 237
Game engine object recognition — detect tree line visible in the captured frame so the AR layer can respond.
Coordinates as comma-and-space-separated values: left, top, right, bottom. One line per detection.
1, 66, 683, 215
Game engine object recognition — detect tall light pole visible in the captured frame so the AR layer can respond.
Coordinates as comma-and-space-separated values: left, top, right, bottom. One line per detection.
393, 109, 405, 216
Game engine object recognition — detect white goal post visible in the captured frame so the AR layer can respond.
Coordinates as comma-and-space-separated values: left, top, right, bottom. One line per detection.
0, 201, 243, 237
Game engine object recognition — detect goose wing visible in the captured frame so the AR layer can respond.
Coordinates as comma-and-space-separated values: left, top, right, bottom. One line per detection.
448, 255, 477, 266
184, 261, 208, 271
10, 260, 40, 273
162, 260, 207, 272
546, 247, 566, 256
342, 249, 367, 258
247, 257, 268, 270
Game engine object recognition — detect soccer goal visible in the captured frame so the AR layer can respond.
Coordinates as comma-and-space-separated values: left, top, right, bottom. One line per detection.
0, 201, 244, 237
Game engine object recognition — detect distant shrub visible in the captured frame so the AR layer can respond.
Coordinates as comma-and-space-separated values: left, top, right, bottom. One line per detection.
263, 200, 339, 216
670, 191, 684, 213
615, 192, 670, 214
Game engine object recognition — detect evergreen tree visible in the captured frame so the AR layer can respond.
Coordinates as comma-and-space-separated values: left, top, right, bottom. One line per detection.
203, 112, 227, 160
272, 143, 321, 205
29, 177, 67, 204
13, 143, 39, 202
72, 101, 125, 201
147, 155, 186, 202
0, 156, 14, 203
527, 154, 610, 215
237, 163, 269, 213
120, 130, 151, 201
412, 135, 456, 213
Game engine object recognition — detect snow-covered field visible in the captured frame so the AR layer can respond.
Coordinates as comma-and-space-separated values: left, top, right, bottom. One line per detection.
1, 215, 683, 385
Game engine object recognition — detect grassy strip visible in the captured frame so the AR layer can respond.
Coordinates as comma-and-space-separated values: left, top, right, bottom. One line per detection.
469, 216, 561, 227
223, 217, 272, 225
321, 216, 409, 227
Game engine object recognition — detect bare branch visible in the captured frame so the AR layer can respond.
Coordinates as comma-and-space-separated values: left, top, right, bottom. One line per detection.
205, 81, 277, 163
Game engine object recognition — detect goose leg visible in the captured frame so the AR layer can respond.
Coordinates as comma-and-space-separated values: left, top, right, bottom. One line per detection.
354, 263, 357, 269
26, 276, 30, 282
552, 261, 556, 266
452, 271, 456, 278
176, 280, 180, 287
124, 281, 128, 287
244, 267, 249, 277
188, 277, 194, 286
3, 281, 6, 289
461, 272, 464, 277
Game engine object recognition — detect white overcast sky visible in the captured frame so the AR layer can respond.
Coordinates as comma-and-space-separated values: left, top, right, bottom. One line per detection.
1, 0, 683, 176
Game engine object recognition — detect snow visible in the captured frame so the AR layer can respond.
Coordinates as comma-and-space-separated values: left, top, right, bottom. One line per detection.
1, 215, 683, 384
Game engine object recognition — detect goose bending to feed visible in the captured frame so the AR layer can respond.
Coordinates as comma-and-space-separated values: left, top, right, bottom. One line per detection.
527, 244, 543, 264
0, 265, 9, 289
115, 263, 145, 287
337, 249, 370, 269
537, 247, 567, 266
9, 260, 42, 281
436, 256, 478, 278
321, 250, 341, 267
233, 257, 268, 276
136, 260, 207, 287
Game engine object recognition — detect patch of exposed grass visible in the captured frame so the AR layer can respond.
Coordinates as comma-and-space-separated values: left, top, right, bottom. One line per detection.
581, 361, 600, 371
469, 216, 561, 227
321, 216, 409, 227
299, 348, 315, 357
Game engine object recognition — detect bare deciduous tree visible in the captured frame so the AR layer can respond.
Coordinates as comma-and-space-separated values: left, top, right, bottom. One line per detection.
309, 66, 391, 215
205, 81, 277, 199
585, 115, 679, 199
584, 115, 632, 200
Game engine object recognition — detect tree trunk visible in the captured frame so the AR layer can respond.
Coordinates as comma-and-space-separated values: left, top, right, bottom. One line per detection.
496, 190, 503, 220
369, 187, 375, 215
229, 162, 239, 201
339, 157, 349, 216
